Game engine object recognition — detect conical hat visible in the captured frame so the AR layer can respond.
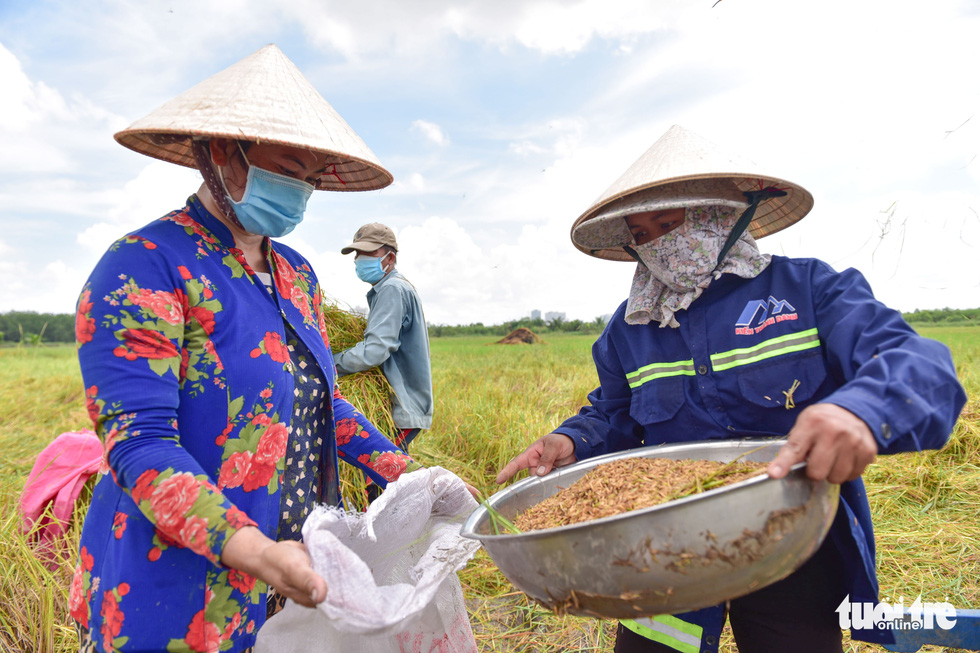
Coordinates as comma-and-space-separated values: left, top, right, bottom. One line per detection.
114, 44, 392, 192
571, 125, 813, 261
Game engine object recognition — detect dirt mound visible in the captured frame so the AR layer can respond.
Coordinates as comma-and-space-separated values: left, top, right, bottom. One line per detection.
495, 327, 543, 345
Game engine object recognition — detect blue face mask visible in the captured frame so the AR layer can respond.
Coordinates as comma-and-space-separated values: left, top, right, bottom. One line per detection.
355, 254, 389, 284
228, 165, 314, 237
216, 144, 315, 237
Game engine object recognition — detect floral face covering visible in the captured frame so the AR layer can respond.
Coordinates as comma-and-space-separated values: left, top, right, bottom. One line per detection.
625, 205, 771, 328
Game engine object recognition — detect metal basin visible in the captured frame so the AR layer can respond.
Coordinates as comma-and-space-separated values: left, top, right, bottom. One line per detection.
462, 439, 839, 619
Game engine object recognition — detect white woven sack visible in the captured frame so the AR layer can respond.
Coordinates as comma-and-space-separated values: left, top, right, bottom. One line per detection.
255, 467, 481, 653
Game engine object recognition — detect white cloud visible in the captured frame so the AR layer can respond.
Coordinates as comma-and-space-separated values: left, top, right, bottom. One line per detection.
2, 0, 978, 323
412, 119, 449, 146
509, 140, 546, 157
76, 162, 202, 255
0, 254, 89, 314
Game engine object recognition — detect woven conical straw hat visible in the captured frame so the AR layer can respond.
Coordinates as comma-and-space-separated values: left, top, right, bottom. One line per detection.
572, 125, 813, 261
114, 44, 392, 192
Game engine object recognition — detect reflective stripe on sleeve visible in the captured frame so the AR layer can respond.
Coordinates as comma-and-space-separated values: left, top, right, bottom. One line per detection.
626, 359, 696, 389
621, 616, 703, 653
710, 328, 820, 372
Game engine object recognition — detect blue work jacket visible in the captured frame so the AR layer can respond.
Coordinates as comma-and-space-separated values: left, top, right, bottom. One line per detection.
556, 256, 966, 647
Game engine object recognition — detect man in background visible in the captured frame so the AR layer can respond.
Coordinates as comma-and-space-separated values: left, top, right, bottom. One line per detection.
337, 223, 433, 497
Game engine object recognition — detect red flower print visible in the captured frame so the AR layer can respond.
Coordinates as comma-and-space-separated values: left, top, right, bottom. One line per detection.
75, 289, 96, 345
178, 265, 193, 280
170, 211, 197, 228
149, 472, 200, 531
260, 388, 272, 399
335, 418, 361, 446
228, 569, 256, 594
203, 339, 223, 372
225, 505, 255, 529
179, 347, 190, 381
218, 451, 252, 490
242, 461, 276, 492
251, 413, 272, 427
112, 512, 127, 539
114, 328, 179, 360
371, 451, 409, 482
68, 562, 88, 627
185, 609, 222, 653
131, 469, 159, 503
85, 386, 100, 425
102, 427, 121, 462
80, 545, 94, 571
148, 547, 162, 562
273, 254, 315, 321
100, 588, 125, 651
132, 289, 184, 325
223, 611, 243, 639
357, 453, 371, 465
316, 305, 330, 349
179, 515, 212, 558
254, 423, 288, 465
289, 286, 314, 323
273, 253, 299, 296
262, 331, 289, 363
188, 305, 216, 335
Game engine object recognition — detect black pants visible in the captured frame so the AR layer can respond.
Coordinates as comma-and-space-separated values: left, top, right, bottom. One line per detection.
614, 537, 846, 653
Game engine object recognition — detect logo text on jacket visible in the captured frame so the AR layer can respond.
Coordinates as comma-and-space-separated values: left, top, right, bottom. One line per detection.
735, 296, 798, 335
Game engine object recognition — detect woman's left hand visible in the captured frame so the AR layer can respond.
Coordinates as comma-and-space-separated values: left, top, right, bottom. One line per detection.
767, 403, 878, 484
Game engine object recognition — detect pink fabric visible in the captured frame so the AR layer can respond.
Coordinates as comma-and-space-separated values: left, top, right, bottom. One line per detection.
19, 429, 103, 563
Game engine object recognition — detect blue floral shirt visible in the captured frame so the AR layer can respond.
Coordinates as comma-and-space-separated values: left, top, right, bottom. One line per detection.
70, 196, 420, 652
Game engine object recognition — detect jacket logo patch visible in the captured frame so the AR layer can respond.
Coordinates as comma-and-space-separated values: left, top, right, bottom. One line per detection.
735, 296, 798, 334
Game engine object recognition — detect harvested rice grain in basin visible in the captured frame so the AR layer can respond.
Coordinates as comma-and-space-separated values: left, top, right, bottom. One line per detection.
514, 457, 768, 532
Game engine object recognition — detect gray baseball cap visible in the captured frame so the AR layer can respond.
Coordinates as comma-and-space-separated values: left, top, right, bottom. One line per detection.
340, 222, 398, 254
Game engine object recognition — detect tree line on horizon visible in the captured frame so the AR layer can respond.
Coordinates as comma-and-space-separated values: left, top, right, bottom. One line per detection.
2, 308, 979, 344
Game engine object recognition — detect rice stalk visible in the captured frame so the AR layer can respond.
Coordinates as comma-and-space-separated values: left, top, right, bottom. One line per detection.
320, 299, 399, 511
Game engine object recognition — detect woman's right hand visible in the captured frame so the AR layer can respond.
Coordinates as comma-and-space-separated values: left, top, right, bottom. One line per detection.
495, 432, 577, 484
221, 526, 327, 607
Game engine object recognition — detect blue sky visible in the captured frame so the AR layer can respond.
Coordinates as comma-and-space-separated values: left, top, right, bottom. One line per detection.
1, 0, 978, 325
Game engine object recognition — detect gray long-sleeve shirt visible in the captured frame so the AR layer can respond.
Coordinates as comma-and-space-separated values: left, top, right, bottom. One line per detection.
335, 270, 433, 429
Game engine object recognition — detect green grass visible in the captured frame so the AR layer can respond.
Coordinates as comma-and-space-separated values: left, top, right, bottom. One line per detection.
2, 326, 979, 652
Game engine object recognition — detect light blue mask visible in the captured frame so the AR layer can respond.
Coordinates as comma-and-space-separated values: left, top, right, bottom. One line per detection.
355, 254, 389, 284
226, 159, 314, 238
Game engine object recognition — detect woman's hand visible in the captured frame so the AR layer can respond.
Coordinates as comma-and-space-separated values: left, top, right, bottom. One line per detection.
767, 403, 878, 484
221, 526, 327, 607
496, 432, 577, 484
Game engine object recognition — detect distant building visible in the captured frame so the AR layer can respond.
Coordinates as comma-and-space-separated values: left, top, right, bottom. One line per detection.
545, 311, 566, 323
530, 309, 541, 320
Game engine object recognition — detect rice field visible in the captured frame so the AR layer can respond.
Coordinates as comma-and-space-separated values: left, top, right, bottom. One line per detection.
1, 325, 978, 652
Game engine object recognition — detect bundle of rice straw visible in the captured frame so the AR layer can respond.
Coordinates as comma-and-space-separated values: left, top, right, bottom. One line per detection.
321, 299, 397, 511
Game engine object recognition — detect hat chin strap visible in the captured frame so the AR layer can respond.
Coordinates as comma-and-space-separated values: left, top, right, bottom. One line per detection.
190, 139, 245, 230
621, 245, 644, 265
715, 187, 788, 266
